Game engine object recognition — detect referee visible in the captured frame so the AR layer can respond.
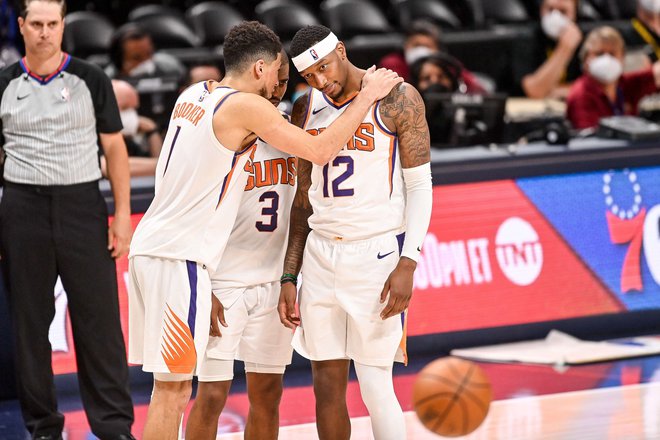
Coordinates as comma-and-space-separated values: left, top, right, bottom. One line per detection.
0, 1, 134, 439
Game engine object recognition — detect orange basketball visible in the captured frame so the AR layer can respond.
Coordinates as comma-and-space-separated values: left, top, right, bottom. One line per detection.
412, 356, 492, 437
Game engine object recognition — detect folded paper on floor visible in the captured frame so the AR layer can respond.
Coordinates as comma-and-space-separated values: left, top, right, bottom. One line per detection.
450, 331, 660, 365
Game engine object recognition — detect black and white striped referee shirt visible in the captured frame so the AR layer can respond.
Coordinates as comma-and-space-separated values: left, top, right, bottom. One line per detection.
0, 53, 122, 185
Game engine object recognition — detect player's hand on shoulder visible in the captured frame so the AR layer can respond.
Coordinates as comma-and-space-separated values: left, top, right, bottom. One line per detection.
361, 65, 403, 102
210, 293, 228, 337
278, 283, 300, 330
379, 257, 416, 320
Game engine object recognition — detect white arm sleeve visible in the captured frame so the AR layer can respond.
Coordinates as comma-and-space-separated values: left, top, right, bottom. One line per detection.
401, 162, 433, 262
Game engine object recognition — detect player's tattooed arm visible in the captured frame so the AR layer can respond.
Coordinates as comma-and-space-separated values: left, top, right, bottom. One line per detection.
282, 93, 314, 276
379, 82, 431, 168
279, 94, 313, 329
378, 83, 431, 320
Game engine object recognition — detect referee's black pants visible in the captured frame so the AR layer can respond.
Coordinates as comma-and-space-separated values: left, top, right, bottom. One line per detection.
0, 181, 134, 439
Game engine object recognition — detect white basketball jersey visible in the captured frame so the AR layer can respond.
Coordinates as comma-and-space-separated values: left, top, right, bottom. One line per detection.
130, 84, 256, 271
303, 88, 405, 240
213, 134, 297, 289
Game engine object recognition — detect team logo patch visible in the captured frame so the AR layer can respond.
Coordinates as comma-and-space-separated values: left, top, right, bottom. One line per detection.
60, 87, 70, 102
310, 49, 319, 60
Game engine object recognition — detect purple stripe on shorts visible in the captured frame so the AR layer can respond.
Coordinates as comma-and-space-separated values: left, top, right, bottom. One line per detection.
186, 260, 198, 338
396, 232, 405, 255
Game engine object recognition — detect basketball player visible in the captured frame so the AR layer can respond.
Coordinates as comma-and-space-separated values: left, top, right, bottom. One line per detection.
185, 50, 295, 440
278, 25, 433, 440
127, 22, 401, 440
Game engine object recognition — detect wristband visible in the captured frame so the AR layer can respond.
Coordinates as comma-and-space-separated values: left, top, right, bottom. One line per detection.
280, 273, 298, 286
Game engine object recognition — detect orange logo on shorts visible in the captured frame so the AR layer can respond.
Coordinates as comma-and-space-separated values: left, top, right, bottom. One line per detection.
161, 305, 196, 374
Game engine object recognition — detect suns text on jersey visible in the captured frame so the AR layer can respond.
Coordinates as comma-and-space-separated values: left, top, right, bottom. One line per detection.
307, 123, 375, 152
244, 157, 297, 191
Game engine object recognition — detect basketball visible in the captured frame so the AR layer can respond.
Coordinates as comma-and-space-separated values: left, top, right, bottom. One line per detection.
412, 356, 492, 437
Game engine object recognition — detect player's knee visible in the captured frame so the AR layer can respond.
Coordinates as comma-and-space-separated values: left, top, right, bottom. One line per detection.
248, 375, 283, 409
313, 378, 345, 404
198, 381, 231, 408
153, 379, 193, 411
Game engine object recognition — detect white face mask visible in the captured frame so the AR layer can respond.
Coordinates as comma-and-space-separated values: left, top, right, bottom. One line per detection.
541, 9, 570, 40
588, 54, 623, 84
640, 0, 660, 13
120, 109, 139, 136
129, 59, 156, 77
404, 46, 435, 65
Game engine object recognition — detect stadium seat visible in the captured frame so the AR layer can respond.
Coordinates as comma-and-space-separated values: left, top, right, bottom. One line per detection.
255, 0, 321, 42
186, 2, 245, 47
577, 0, 603, 21
583, 0, 620, 19
132, 15, 200, 49
62, 11, 116, 59
392, 0, 463, 30
449, 0, 487, 29
613, 0, 636, 19
321, 0, 394, 39
127, 4, 184, 22
480, 0, 529, 24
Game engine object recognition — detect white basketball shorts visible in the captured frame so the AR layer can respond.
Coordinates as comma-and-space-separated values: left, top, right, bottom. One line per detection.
198, 281, 294, 381
292, 230, 407, 367
128, 255, 212, 376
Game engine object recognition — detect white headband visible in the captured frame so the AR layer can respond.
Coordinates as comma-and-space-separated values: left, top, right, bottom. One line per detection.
292, 32, 339, 72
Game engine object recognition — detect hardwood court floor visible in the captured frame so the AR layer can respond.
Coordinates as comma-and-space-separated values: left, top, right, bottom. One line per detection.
216, 382, 659, 439
1, 354, 659, 439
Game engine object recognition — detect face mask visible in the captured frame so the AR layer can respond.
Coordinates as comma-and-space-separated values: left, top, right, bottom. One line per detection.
588, 54, 623, 84
120, 109, 139, 136
640, 0, 660, 13
129, 59, 156, 77
541, 9, 570, 40
405, 46, 435, 65
423, 82, 453, 94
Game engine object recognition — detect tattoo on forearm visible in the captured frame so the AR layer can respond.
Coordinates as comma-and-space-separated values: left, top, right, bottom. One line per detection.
380, 83, 431, 168
283, 160, 313, 274
283, 96, 314, 275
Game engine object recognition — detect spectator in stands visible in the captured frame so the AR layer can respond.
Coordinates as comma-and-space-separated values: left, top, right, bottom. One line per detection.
112, 79, 162, 158
410, 53, 487, 95
379, 19, 487, 92
106, 23, 186, 83
566, 26, 660, 129
0, 0, 20, 68
621, 0, 660, 64
521, 0, 583, 99
186, 63, 223, 85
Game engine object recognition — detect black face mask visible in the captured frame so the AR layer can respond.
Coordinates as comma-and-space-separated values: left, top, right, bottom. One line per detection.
423, 82, 453, 94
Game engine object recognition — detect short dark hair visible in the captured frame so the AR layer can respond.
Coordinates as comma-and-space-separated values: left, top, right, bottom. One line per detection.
291, 25, 332, 58
20, 0, 66, 18
109, 23, 151, 71
405, 20, 443, 50
409, 53, 463, 91
223, 21, 282, 74
280, 48, 289, 66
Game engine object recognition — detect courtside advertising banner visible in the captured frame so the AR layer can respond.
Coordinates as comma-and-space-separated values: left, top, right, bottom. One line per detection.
50, 166, 660, 374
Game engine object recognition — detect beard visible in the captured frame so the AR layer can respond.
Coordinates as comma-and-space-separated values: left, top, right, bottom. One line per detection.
325, 82, 343, 100
258, 85, 271, 99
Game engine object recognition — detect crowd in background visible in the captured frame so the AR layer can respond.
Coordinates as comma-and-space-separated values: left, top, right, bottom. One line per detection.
3, 0, 660, 158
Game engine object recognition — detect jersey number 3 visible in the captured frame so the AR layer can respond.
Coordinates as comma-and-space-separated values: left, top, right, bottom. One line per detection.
256, 191, 279, 232
323, 156, 354, 197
